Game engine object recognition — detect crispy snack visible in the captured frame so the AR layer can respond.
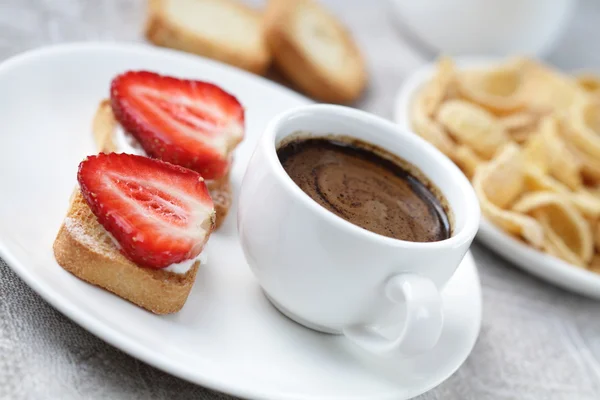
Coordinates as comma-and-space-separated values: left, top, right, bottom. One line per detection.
410, 55, 600, 272
589, 254, 600, 273
411, 89, 457, 158
420, 57, 456, 117
595, 220, 600, 252
456, 59, 525, 114
500, 111, 540, 132
518, 58, 587, 113
539, 116, 582, 190
537, 212, 587, 267
523, 168, 600, 219
501, 111, 541, 143
509, 129, 537, 144
453, 145, 482, 179
472, 143, 544, 247
522, 132, 548, 174
437, 99, 509, 159
513, 192, 594, 266
570, 190, 600, 219
576, 73, 600, 96
524, 168, 569, 193
564, 140, 600, 184
565, 98, 600, 160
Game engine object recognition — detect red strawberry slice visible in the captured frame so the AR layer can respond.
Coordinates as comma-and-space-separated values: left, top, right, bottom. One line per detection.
110, 71, 244, 180
78, 153, 216, 269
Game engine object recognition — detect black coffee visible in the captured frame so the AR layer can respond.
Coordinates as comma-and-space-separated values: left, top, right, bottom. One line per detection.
277, 137, 451, 242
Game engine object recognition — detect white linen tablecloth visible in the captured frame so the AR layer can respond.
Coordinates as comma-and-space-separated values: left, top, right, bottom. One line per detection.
2, 1, 600, 399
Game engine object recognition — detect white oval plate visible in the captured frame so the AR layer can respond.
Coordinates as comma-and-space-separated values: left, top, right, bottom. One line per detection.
394, 57, 600, 300
0, 43, 482, 400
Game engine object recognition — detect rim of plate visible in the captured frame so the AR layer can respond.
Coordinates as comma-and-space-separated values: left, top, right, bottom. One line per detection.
393, 57, 600, 299
0, 42, 480, 400
0, 41, 311, 105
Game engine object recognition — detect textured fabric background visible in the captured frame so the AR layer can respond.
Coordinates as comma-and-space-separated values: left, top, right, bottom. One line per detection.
2, 1, 600, 399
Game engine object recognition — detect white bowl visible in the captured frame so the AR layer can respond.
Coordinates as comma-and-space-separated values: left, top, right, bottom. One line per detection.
389, 0, 577, 57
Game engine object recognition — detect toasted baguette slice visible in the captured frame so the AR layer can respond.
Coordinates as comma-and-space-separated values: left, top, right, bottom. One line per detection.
264, 0, 367, 104
145, 0, 270, 75
92, 100, 232, 229
53, 190, 199, 314
204, 171, 232, 230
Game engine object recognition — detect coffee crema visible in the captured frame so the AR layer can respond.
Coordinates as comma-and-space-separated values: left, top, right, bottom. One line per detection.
277, 137, 451, 242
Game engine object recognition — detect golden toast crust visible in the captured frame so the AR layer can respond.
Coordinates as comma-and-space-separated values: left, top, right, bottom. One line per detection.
53, 191, 200, 314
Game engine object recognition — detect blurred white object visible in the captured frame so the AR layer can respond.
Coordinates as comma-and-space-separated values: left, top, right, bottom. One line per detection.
389, 0, 577, 57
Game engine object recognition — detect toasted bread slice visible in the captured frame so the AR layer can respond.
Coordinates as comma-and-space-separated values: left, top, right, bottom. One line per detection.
53, 190, 200, 314
204, 170, 232, 230
92, 100, 119, 153
92, 100, 232, 229
145, 0, 270, 75
264, 0, 367, 104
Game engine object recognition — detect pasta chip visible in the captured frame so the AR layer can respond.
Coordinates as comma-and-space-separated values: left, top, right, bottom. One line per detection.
437, 100, 509, 159
524, 168, 569, 193
472, 143, 544, 247
456, 59, 525, 114
588, 254, 600, 273
565, 98, 600, 161
564, 138, 600, 184
575, 73, 600, 96
539, 116, 582, 190
501, 111, 541, 144
570, 191, 600, 219
509, 129, 537, 144
411, 90, 457, 158
593, 218, 600, 253
513, 192, 594, 266
588, 185, 600, 197
522, 133, 548, 174
500, 112, 539, 131
536, 212, 586, 267
523, 168, 600, 218
518, 58, 587, 113
453, 145, 482, 179
420, 57, 456, 117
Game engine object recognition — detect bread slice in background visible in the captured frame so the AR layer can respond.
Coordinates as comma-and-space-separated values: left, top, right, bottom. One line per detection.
92, 100, 232, 230
53, 190, 200, 314
264, 0, 367, 104
145, 0, 271, 75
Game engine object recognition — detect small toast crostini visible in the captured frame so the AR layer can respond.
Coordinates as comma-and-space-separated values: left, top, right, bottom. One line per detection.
53, 153, 216, 314
145, 0, 271, 75
93, 70, 244, 229
264, 0, 367, 104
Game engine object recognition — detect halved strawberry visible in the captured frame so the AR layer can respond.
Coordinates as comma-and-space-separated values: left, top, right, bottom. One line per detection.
78, 153, 216, 269
110, 71, 244, 180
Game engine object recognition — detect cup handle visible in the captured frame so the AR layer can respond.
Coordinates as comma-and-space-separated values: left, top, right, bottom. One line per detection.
342, 274, 443, 357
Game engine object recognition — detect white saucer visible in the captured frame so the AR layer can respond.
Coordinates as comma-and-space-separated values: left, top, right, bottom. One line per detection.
393, 57, 600, 300
0, 43, 482, 399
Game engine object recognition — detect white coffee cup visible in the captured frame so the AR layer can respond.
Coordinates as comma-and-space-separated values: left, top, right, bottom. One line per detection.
238, 105, 480, 356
